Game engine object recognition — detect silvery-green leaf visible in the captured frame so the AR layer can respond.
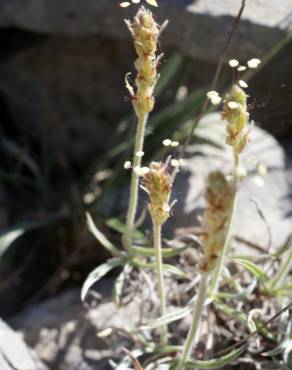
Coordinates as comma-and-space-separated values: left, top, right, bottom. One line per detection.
81, 258, 122, 301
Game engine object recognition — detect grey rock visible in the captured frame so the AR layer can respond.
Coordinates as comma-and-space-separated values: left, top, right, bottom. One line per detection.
10, 287, 141, 370
0, 319, 48, 370
0, 0, 290, 61
167, 113, 292, 251
0, 35, 131, 168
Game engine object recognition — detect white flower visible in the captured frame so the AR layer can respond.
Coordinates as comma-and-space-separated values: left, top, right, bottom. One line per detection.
210, 96, 222, 105
135, 151, 144, 157
227, 101, 239, 109
239, 80, 248, 88
171, 141, 179, 147
237, 65, 247, 72
124, 161, 132, 169
162, 139, 172, 147
170, 159, 180, 167
247, 58, 261, 69
134, 166, 150, 176
228, 59, 239, 68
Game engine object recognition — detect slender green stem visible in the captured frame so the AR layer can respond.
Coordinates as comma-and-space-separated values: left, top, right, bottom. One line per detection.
209, 151, 239, 295
177, 273, 209, 370
123, 114, 148, 251
153, 222, 168, 346
269, 247, 292, 291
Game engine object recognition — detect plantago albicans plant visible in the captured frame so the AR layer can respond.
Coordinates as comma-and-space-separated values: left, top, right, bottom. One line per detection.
209, 81, 251, 294
123, 7, 166, 251
178, 64, 256, 368
142, 161, 173, 345
177, 171, 235, 369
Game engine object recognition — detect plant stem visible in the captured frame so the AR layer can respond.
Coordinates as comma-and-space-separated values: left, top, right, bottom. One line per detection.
177, 273, 209, 370
153, 221, 168, 346
209, 151, 239, 295
124, 114, 148, 251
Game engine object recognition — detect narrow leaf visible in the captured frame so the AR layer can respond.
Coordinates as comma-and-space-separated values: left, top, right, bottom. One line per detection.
131, 245, 187, 258
114, 263, 132, 308
232, 257, 267, 283
141, 297, 195, 329
134, 259, 188, 279
106, 217, 146, 241
81, 258, 122, 301
186, 346, 245, 369
86, 213, 122, 257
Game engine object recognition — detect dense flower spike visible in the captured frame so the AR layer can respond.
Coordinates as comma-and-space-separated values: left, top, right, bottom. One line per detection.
199, 171, 234, 273
221, 84, 250, 154
125, 7, 164, 119
142, 162, 172, 225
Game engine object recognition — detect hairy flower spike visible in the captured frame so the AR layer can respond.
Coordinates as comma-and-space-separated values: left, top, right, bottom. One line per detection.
199, 171, 234, 273
221, 84, 250, 154
142, 162, 172, 225
126, 7, 165, 119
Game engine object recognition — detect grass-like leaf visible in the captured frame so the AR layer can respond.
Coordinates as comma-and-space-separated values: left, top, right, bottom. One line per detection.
214, 301, 257, 334
232, 257, 268, 284
141, 299, 195, 329
106, 217, 147, 242
114, 263, 132, 308
185, 345, 245, 369
81, 258, 123, 301
131, 245, 187, 258
133, 259, 188, 279
86, 213, 122, 257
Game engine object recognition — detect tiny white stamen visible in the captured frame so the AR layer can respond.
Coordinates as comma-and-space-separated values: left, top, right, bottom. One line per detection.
227, 101, 239, 109
162, 139, 172, 147
247, 58, 261, 69
119, 2, 131, 7
146, 0, 158, 6
124, 161, 132, 170
239, 80, 248, 88
228, 59, 239, 68
210, 96, 222, 105
237, 65, 247, 72
136, 151, 145, 157
134, 166, 150, 177
207, 90, 219, 99
171, 141, 179, 147
170, 159, 180, 167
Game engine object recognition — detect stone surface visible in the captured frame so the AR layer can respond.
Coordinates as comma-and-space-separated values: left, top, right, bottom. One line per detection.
0, 0, 290, 62
0, 318, 48, 370
0, 35, 132, 168
10, 287, 141, 370
166, 113, 292, 250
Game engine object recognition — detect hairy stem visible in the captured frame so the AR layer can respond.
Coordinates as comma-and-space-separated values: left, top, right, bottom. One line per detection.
124, 114, 148, 251
177, 273, 209, 370
153, 221, 167, 346
209, 151, 239, 295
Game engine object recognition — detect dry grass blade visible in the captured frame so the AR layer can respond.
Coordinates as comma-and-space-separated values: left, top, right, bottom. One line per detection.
122, 347, 144, 370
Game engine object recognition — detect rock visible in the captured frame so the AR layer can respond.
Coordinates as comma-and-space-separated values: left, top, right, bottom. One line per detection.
0, 35, 132, 169
0, 318, 48, 370
166, 113, 292, 251
0, 0, 290, 62
10, 286, 141, 370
